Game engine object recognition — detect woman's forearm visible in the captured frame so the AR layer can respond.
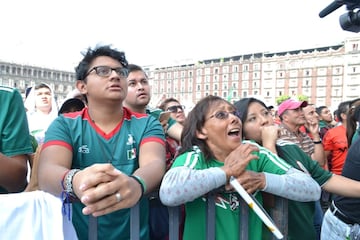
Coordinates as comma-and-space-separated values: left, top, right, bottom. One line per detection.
159, 166, 226, 206
263, 168, 321, 202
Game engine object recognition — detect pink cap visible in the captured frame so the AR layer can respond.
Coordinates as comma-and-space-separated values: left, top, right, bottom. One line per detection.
278, 99, 308, 116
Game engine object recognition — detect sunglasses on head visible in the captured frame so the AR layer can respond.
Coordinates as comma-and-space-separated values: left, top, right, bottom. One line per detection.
208, 110, 240, 120
85, 66, 129, 78
166, 105, 185, 113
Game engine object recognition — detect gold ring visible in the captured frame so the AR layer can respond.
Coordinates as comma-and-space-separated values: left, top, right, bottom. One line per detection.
115, 192, 121, 202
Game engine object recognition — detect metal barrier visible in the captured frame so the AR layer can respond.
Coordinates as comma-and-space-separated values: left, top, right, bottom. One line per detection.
89, 193, 288, 240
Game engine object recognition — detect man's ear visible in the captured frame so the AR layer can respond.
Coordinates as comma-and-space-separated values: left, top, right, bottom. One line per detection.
76, 80, 87, 95
196, 128, 208, 140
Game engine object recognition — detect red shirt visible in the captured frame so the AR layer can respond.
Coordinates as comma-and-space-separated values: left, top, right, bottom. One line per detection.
322, 125, 348, 175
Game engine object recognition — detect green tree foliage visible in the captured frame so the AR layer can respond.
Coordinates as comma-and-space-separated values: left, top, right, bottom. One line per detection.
276, 94, 309, 105
276, 95, 290, 105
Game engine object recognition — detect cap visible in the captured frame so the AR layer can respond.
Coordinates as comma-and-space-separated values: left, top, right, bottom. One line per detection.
278, 99, 308, 116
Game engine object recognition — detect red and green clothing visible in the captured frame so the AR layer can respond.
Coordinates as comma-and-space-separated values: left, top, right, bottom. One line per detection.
43, 107, 165, 240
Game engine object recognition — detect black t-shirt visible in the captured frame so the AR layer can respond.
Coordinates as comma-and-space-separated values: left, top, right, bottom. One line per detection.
334, 137, 360, 223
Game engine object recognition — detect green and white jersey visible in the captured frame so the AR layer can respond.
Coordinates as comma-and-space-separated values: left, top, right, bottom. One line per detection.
273, 139, 332, 240
171, 140, 290, 240
43, 107, 165, 240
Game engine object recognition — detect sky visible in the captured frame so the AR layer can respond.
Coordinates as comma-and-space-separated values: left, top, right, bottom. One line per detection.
0, 0, 358, 72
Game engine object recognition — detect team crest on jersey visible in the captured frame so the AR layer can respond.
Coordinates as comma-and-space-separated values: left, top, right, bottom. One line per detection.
204, 193, 240, 211
127, 148, 136, 160
229, 193, 240, 211
126, 134, 135, 145
78, 145, 90, 153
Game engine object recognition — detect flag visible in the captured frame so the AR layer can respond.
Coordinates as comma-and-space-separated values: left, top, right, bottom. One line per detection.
227, 86, 235, 102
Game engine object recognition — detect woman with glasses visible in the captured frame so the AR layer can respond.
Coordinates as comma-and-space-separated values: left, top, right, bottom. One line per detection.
160, 95, 320, 240
234, 97, 360, 240
159, 98, 187, 126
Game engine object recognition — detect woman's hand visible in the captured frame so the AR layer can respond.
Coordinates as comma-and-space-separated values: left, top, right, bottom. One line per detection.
232, 170, 266, 194
261, 125, 280, 153
222, 143, 259, 181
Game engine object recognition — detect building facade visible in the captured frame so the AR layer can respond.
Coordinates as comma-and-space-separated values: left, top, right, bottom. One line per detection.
1, 37, 360, 111
150, 37, 360, 111
0, 62, 76, 103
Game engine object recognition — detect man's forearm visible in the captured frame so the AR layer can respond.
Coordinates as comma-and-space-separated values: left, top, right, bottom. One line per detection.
0, 153, 28, 192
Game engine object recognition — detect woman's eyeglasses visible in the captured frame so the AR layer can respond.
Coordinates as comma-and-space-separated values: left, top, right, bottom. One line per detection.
208, 111, 240, 120
166, 105, 185, 113
85, 66, 129, 78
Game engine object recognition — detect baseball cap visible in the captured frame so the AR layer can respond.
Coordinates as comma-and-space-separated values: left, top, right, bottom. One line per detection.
278, 99, 308, 116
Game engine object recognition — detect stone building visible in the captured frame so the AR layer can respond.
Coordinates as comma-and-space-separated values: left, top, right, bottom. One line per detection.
150, 36, 360, 111
0, 62, 76, 104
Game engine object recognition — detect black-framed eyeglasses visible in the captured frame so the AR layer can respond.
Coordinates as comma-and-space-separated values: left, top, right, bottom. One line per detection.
166, 105, 185, 113
85, 66, 129, 78
208, 110, 240, 120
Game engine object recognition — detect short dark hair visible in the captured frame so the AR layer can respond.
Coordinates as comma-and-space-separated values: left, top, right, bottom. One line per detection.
179, 95, 233, 160
158, 98, 180, 111
75, 45, 128, 81
316, 106, 327, 115
127, 64, 148, 78
337, 100, 351, 122
58, 98, 85, 115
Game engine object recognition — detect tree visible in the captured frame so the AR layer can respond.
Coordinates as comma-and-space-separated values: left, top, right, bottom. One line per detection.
276, 95, 290, 106
275, 94, 309, 105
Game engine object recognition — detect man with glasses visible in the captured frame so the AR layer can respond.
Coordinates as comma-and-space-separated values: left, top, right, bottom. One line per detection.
159, 98, 186, 126
38, 45, 166, 240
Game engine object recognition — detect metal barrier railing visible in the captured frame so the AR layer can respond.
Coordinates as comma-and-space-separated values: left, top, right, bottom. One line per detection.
89, 193, 288, 240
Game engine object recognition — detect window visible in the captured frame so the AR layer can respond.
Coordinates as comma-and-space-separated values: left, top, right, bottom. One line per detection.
243, 64, 249, 72
353, 43, 358, 51
316, 77, 326, 86
289, 70, 298, 77
333, 67, 342, 75
302, 78, 311, 87
316, 87, 326, 97
317, 68, 327, 76
222, 66, 229, 73
242, 81, 248, 88
276, 79, 285, 87
289, 79, 298, 87
232, 65, 238, 72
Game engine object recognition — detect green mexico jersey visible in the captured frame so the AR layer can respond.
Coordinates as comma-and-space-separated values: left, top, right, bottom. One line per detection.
272, 140, 332, 240
171, 140, 291, 240
44, 107, 165, 240
0, 86, 33, 193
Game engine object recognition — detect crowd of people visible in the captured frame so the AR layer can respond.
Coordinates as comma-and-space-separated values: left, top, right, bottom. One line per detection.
1, 44, 360, 240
